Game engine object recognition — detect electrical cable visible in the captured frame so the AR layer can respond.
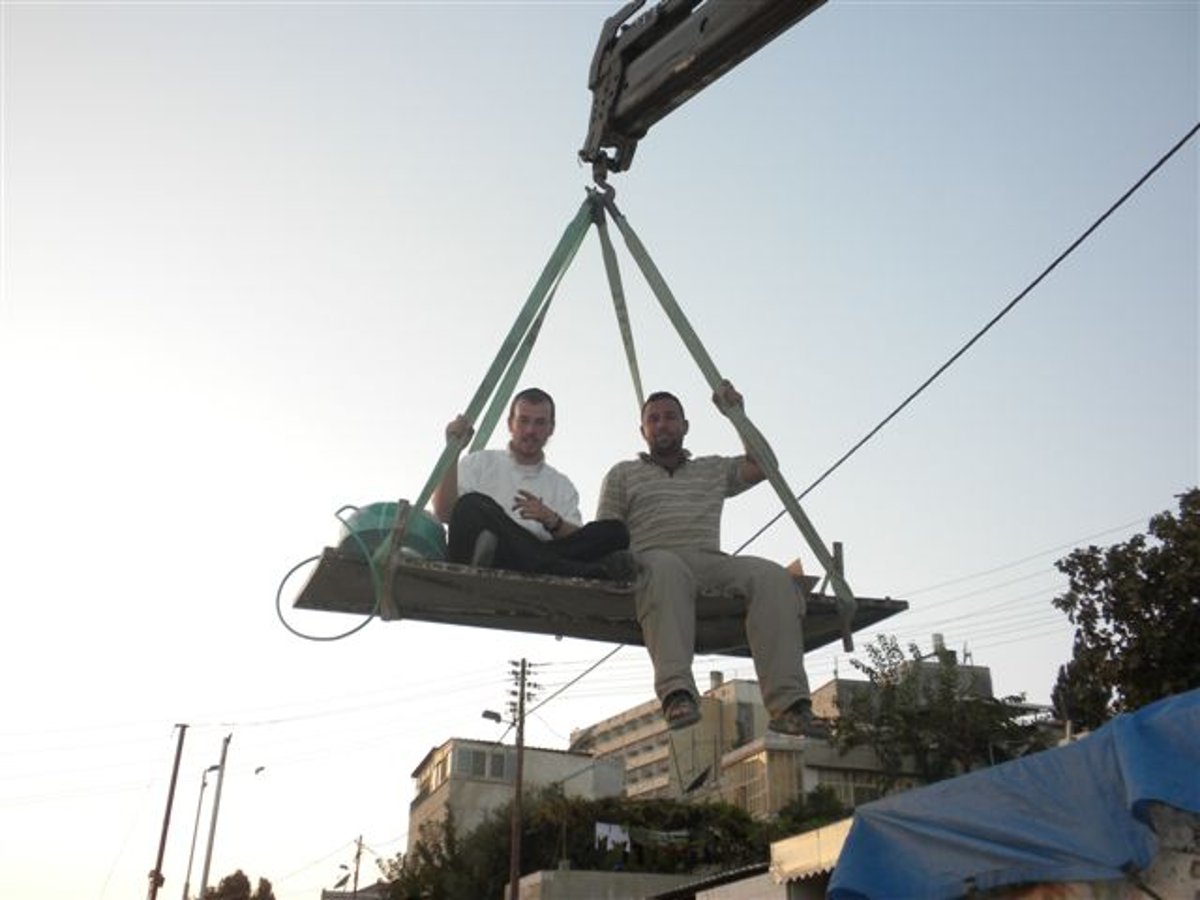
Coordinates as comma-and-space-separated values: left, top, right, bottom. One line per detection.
275, 839, 360, 883
733, 120, 1200, 556
525, 644, 625, 719
274, 506, 384, 642
897, 515, 1151, 597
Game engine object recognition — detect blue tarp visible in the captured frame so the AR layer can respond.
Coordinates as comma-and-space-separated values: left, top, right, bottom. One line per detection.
828, 687, 1200, 899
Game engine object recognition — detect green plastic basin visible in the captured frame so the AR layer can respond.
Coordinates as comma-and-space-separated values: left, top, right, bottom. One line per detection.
338, 501, 447, 562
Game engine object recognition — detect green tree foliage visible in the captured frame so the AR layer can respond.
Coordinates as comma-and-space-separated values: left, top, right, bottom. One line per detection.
769, 785, 848, 840
1051, 488, 1200, 730
384, 787, 786, 900
201, 870, 275, 900
1050, 657, 1110, 733
382, 812, 483, 900
833, 635, 1046, 791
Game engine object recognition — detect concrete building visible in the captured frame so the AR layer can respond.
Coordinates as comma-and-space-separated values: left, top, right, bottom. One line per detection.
568, 646, 998, 819
321, 885, 390, 900
407, 737, 624, 853
568, 670, 903, 815
569, 672, 772, 802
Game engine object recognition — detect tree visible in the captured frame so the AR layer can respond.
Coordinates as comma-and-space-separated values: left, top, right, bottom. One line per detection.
202, 870, 275, 900
833, 635, 1046, 791
1050, 656, 1109, 732
383, 813, 480, 900
383, 788, 782, 900
1052, 487, 1200, 730
769, 785, 848, 839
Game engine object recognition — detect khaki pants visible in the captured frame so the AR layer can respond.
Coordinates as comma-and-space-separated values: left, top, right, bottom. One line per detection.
635, 548, 810, 717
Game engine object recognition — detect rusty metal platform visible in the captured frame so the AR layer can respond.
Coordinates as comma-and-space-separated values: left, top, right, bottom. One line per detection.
292, 548, 908, 657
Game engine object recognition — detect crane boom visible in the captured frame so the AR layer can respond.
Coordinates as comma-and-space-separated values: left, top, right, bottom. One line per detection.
580, 0, 826, 180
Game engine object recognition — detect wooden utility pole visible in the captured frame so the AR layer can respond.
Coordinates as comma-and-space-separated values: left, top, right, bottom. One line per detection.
508, 659, 527, 900
353, 834, 362, 896
147, 724, 188, 900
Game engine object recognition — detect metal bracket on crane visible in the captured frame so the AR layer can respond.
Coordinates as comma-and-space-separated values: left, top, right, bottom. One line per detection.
580, 0, 827, 181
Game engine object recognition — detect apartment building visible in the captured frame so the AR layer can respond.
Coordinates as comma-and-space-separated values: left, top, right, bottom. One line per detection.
569, 645, 1000, 819
568, 671, 902, 818
568, 672, 771, 801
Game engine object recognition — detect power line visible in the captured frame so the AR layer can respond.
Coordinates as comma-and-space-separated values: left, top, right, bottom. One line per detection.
896, 515, 1150, 597
734, 121, 1200, 555
526, 644, 625, 718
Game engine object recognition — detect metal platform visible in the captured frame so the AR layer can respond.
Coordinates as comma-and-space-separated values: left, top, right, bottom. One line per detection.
292, 548, 908, 657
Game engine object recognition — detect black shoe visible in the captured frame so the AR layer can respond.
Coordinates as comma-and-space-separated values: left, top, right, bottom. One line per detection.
470, 530, 498, 568
601, 550, 637, 583
768, 699, 824, 737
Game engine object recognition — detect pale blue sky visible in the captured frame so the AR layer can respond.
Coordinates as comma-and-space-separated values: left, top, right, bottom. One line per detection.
1, 2, 1196, 898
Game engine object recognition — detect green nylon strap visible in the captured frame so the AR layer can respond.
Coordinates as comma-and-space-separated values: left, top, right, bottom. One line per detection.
470, 214, 588, 453
375, 196, 597, 619
592, 191, 645, 412
602, 195, 858, 648
408, 196, 595, 516
468, 300, 549, 454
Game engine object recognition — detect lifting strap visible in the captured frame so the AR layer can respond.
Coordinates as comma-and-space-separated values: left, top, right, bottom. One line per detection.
593, 196, 645, 411
380, 189, 857, 649
375, 198, 594, 617
596, 189, 857, 650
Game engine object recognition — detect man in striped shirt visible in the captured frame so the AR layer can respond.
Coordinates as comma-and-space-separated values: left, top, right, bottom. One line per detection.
597, 383, 815, 735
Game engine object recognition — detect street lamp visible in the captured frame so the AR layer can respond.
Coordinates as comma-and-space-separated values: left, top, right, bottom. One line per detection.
197, 734, 232, 900
182, 765, 220, 900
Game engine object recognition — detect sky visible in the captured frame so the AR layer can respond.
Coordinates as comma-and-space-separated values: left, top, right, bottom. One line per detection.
0, 0, 1196, 898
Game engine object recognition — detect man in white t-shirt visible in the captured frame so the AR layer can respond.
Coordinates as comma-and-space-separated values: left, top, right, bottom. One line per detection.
432, 387, 632, 580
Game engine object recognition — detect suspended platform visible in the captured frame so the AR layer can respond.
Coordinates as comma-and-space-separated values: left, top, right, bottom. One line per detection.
292, 548, 908, 657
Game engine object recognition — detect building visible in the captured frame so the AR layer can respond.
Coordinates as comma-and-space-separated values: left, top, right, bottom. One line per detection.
407, 639, 1016, 864
321, 885, 390, 900
569, 673, 771, 802
568, 670, 902, 816
406, 737, 624, 853
569, 638, 1003, 820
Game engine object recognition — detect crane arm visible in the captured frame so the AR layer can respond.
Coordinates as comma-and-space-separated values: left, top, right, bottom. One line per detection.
580, 0, 827, 180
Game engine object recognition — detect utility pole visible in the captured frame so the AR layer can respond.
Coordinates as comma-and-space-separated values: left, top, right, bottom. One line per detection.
352, 834, 363, 897
148, 724, 188, 900
508, 659, 528, 900
198, 733, 232, 899
183, 764, 220, 900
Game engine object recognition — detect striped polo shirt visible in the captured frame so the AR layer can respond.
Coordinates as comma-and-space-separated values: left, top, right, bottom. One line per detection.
597, 453, 751, 552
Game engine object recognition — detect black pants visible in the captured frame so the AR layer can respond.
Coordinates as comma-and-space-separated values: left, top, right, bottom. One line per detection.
447, 493, 629, 579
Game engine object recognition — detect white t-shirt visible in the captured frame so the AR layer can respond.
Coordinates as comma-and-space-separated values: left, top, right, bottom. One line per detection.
458, 448, 583, 540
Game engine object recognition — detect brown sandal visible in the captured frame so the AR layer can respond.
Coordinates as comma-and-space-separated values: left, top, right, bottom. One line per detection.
662, 691, 701, 730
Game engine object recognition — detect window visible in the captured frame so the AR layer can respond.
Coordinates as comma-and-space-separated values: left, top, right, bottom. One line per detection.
489, 752, 507, 779
735, 702, 755, 748
455, 747, 487, 778
816, 769, 884, 807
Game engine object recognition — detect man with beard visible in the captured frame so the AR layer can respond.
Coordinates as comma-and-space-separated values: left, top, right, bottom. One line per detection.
433, 387, 633, 580
597, 382, 817, 735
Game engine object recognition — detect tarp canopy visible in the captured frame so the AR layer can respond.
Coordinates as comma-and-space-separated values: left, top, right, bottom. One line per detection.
828, 687, 1200, 899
